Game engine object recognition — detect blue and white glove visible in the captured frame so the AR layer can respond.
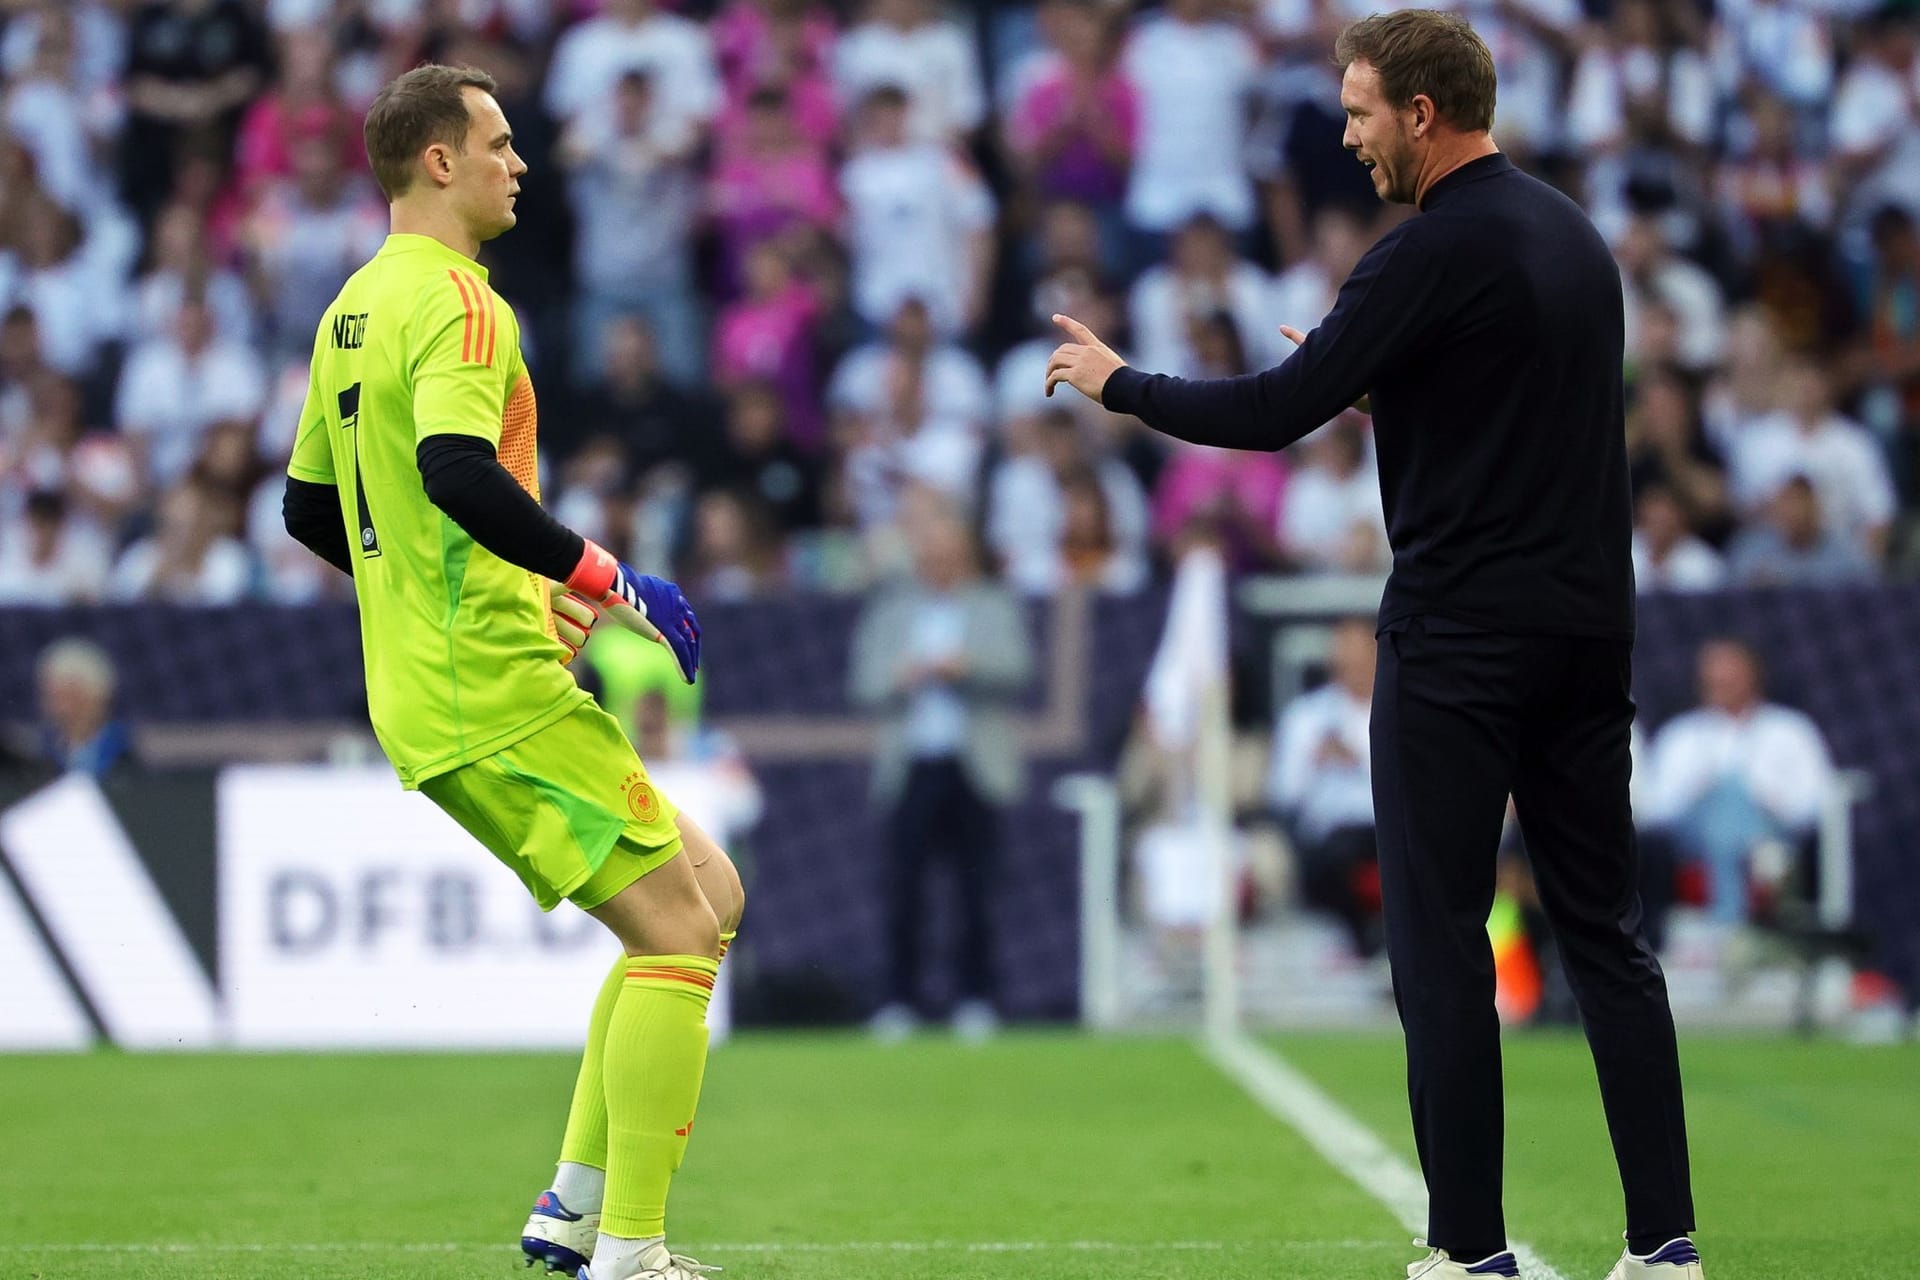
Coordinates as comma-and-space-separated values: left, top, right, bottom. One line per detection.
565, 540, 702, 684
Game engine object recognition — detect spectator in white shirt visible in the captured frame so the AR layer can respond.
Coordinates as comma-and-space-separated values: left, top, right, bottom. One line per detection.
1278, 412, 1387, 573
1120, 0, 1260, 239
1826, 12, 1915, 191
1269, 203, 1375, 340
544, 0, 722, 142
1268, 615, 1382, 958
1631, 482, 1727, 593
1129, 214, 1276, 377
828, 296, 992, 434
112, 479, 254, 605
241, 130, 386, 360
1727, 354, 1896, 559
1617, 214, 1727, 373
834, 0, 985, 143
840, 85, 997, 337
115, 293, 268, 492
134, 203, 256, 348
985, 408, 1148, 596
1565, 0, 1715, 158
1725, 474, 1879, 586
1712, 0, 1835, 112
1641, 638, 1835, 925
0, 488, 112, 605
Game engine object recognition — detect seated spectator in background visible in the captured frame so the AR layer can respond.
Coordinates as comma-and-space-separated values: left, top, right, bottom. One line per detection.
712, 239, 824, 448
1849, 205, 1920, 464
1826, 10, 1917, 215
851, 494, 1034, 1041
828, 296, 991, 435
1268, 204, 1375, 338
1002, 0, 1136, 213
1702, 305, 1785, 450
1728, 353, 1895, 560
0, 489, 112, 604
1617, 213, 1727, 374
561, 69, 706, 386
231, 26, 362, 209
4, 3, 113, 214
35, 637, 135, 778
1128, 214, 1275, 378
1726, 474, 1879, 586
4, 371, 140, 537
710, 86, 839, 293
994, 262, 1114, 427
986, 408, 1147, 596
699, 381, 824, 535
1716, 89, 1833, 269
242, 128, 385, 359
1276, 412, 1387, 575
134, 203, 256, 347
561, 315, 720, 478
1120, 0, 1259, 247
4, 195, 117, 377
543, 0, 721, 144
1642, 638, 1834, 927
1632, 482, 1727, 593
681, 489, 785, 601
1626, 365, 1730, 540
1268, 615, 1380, 960
840, 84, 996, 337
1055, 467, 1148, 595
833, 0, 984, 143
115, 292, 267, 493
111, 479, 252, 604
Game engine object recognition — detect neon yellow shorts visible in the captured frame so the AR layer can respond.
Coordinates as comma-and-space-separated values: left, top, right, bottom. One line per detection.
419, 701, 682, 911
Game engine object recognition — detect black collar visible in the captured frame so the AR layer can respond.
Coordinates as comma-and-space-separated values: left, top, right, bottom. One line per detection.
1420, 152, 1513, 211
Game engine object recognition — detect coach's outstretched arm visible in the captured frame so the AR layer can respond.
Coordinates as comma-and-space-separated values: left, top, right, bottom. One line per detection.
1045, 221, 1444, 449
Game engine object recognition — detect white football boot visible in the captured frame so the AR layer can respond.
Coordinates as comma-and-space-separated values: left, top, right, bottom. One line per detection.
1604, 1237, 1704, 1279
1407, 1240, 1520, 1278
577, 1238, 720, 1280
520, 1191, 599, 1274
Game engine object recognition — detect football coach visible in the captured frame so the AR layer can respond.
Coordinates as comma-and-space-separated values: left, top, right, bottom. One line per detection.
1045, 11, 1701, 1280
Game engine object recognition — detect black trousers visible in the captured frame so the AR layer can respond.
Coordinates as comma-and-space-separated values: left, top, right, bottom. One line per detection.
1372, 617, 1693, 1259
884, 758, 999, 1008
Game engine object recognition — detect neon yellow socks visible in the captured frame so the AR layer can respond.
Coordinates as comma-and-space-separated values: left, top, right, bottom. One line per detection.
600, 955, 717, 1239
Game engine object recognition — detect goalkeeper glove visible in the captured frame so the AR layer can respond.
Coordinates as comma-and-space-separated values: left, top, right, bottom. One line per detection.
549, 583, 602, 666
564, 540, 702, 684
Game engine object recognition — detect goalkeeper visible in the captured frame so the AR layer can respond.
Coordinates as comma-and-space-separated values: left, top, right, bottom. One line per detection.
280, 64, 741, 1280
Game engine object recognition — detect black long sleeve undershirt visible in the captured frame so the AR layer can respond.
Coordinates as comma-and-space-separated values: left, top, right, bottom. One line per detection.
414, 433, 585, 581
282, 477, 354, 576
280, 437, 586, 583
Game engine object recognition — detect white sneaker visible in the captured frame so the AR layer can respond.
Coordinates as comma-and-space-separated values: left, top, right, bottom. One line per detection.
868, 1002, 918, 1044
520, 1191, 599, 1274
1406, 1240, 1519, 1278
1604, 1238, 1703, 1279
950, 998, 1000, 1043
578, 1239, 720, 1280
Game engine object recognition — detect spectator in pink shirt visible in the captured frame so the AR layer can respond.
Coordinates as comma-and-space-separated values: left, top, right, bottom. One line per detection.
713, 239, 825, 449
231, 28, 362, 209
712, 0, 839, 118
1004, 0, 1138, 208
711, 85, 841, 291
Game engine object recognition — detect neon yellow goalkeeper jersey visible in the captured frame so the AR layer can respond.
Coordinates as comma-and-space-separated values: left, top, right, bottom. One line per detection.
287, 233, 587, 788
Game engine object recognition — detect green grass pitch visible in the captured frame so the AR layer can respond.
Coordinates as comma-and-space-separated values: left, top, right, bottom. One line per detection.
2, 1031, 1913, 1279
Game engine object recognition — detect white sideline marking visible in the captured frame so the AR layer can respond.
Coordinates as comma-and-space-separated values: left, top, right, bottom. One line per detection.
28, 1238, 1389, 1255
1206, 1034, 1570, 1280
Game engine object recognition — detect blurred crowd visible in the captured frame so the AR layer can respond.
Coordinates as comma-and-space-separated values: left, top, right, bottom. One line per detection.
2, 0, 1920, 610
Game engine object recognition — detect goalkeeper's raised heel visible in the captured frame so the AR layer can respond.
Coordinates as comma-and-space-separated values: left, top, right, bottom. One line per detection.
520, 1191, 599, 1274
